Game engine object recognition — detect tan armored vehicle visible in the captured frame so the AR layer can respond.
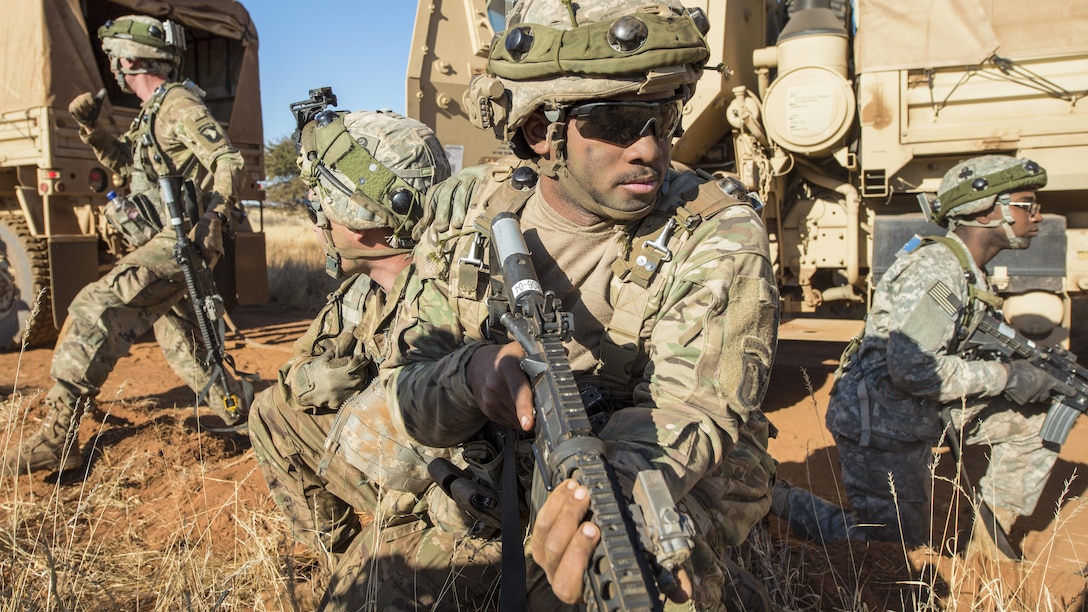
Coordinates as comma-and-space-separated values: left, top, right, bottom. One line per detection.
408, 0, 1088, 342
0, 0, 268, 349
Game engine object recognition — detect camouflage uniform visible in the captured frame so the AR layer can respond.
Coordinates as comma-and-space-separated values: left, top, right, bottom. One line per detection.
243, 106, 466, 604
779, 156, 1057, 547
248, 271, 409, 559
322, 2, 778, 607
327, 161, 780, 611
52, 80, 244, 418
4, 15, 245, 475
50, 80, 242, 409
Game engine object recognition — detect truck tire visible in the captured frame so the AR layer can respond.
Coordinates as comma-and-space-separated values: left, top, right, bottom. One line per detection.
0, 215, 57, 350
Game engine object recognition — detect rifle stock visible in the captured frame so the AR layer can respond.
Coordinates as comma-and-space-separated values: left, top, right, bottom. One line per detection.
159, 176, 246, 425
491, 213, 692, 611
928, 281, 1088, 444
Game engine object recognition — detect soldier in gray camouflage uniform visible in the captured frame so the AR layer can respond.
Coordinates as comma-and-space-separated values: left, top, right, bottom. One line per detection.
3, 15, 245, 475
247, 108, 457, 578
773, 155, 1073, 553
320, 1, 780, 610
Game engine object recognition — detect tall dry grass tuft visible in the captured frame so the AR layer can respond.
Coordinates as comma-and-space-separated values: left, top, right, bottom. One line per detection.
260, 207, 338, 314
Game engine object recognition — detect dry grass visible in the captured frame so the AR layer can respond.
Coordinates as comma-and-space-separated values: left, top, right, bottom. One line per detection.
0, 290, 326, 610
259, 206, 338, 314
2, 258, 1085, 610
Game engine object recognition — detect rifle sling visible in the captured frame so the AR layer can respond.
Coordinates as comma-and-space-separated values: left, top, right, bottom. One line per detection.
499, 426, 525, 611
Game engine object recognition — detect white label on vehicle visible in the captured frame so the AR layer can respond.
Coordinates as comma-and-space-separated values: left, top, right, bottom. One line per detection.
786, 86, 833, 136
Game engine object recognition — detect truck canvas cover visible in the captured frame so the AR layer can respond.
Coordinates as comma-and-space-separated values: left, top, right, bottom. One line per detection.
856, 0, 1088, 72
0, 0, 262, 147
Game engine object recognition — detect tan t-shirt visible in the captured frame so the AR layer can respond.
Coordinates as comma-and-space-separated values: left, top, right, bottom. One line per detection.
519, 192, 623, 375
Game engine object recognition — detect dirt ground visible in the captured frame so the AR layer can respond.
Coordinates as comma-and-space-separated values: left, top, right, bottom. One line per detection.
2, 304, 1086, 609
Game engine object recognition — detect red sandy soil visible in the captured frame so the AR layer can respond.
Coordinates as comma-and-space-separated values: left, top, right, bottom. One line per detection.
2, 304, 1085, 610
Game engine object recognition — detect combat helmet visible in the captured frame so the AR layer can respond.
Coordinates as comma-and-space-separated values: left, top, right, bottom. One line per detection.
98, 15, 185, 90
469, 0, 709, 145
935, 154, 1047, 248
464, 0, 710, 220
297, 108, 451, 277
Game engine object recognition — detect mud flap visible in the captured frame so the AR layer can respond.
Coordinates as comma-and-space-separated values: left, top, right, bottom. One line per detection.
231, 231, 268, 305
48, 235, 98, 329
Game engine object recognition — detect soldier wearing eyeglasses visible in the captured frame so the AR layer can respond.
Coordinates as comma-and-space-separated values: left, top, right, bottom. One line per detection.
773, 154, 1071, 559
319, 1, 780, 610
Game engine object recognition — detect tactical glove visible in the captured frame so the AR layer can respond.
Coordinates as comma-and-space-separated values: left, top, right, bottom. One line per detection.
1004, 360, 1074, 405
69, 89, 106, 130
293, 351, 369, 411
414, 164, 488, 241
188, 215, 224, 267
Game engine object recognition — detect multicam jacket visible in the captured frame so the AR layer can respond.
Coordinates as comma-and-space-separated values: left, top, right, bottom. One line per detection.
382, 163, 780, 545
825, 231, 1009, 445
279, 271, 404, 413
80, 80, 243, 215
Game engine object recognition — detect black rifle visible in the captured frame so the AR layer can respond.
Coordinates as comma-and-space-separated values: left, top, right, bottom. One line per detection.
491, 213, 693, 611
159, 176, 251, 429
928, 281, 1087, 445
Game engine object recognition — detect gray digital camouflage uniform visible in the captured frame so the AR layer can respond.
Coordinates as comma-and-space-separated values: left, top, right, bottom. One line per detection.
316, 162, 780, 611
779, 231, 1057, 545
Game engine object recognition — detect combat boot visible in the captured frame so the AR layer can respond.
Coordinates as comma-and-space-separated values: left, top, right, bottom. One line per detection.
3, 389, 84, 474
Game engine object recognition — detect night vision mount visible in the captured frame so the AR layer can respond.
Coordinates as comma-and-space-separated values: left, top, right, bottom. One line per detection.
289, 87, 337, 149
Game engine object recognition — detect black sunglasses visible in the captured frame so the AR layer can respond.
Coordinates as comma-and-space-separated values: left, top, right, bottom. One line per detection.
566, 96, 684, 147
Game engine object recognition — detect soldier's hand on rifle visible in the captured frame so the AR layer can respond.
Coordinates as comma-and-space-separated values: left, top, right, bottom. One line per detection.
532, 478, 694, 605
293, 351, 367, 411
532, 479, 601, 604
1004, 360, 1076, 405
69, 89, 106, 130
189, 212, 225, 266
466, 342, 534, 431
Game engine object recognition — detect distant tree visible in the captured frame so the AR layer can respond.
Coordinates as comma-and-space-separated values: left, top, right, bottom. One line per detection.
263, 136, 307, 207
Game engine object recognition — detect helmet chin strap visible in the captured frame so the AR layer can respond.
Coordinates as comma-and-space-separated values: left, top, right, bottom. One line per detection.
536, 121, 654, 222
319, 227, 409, 278
950, 200, 1028, 249
109, 55, 173, 94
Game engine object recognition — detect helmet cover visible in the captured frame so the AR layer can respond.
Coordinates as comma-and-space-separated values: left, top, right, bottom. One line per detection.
467, 0, 710, 142
99, 15, 183, 65
935, 155, 1047, 225
298, 109, 451, 243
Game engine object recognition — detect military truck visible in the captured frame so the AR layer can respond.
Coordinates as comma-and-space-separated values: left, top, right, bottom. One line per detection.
407, 0, 1088, 343
0, 0, 268, 350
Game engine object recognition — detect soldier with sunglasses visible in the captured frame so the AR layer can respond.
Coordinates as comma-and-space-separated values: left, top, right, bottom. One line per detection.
318, 1, 781, 610
773, 155, 1074, 559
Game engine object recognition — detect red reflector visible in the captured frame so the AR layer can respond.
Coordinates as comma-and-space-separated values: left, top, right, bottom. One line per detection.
44, 170, 61, 179
88, 168, 108, 192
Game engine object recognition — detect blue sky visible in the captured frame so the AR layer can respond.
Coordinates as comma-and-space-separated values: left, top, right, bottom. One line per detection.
248, 2, 421, 143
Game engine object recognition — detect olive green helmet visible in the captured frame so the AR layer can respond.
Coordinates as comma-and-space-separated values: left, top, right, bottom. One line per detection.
98, 15, 184, 83
465, 0, 710, 146
935, 155, 1047, 225
297, 109, 450, 276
